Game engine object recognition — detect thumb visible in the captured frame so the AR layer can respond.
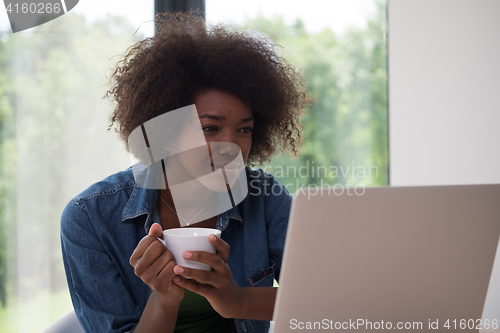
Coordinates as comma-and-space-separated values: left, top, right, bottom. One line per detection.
149, 223, 163, 238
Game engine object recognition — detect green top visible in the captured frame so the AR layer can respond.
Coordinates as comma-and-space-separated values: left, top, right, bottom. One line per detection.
175, 289, 233, 333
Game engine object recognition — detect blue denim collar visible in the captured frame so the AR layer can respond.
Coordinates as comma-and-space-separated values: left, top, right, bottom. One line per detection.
121, 184, 157, 233
226, 204, 243, 222
121, 182, 243, 234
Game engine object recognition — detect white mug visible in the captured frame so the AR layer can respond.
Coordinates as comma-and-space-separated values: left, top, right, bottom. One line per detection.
158, 228, 221, 271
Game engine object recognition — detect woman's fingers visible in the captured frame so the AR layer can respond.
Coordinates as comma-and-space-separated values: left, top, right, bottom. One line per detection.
172, 261, 242, 319
209, 234, 230, 263
174, 265, 215, 285
172, 252, 232, 288
131, 239, 166, 276
148, 248, 175, 277
128, 224, 186, 304
182, 250, 226, 271
149, 259, 178, 293
129, 235, 161, 266
149, 223, 163, 237
130, 223, 164, 266
173, 274, 213, 296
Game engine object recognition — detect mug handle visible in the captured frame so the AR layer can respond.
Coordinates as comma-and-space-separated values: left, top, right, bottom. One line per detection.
156, 237, 166, 247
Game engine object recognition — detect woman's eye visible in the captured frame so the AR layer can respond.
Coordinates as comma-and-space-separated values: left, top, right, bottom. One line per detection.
240, 127, 254, 133
202, 126, 218, 132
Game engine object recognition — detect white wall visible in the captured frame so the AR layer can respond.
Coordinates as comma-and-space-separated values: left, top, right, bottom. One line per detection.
389, 0, 500, 187
388, 0, 500, 322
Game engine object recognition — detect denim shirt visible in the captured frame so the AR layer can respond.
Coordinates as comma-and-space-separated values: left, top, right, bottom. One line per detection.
61, 167, 291, 333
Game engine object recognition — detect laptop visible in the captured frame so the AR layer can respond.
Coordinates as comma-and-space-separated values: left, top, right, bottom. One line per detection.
272, 184, 500, 332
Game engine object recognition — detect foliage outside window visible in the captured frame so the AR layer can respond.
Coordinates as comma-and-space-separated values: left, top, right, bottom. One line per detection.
0, 2, 387, 331
246, 2, 388, 192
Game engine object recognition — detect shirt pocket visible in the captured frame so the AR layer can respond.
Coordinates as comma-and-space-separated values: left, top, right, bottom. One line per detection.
248, 259, 275, 287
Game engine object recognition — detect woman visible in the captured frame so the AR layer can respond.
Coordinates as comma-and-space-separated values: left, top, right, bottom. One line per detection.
61, 12, 311, 333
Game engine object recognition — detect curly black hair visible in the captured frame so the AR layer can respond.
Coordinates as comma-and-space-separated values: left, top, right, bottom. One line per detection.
106, 11, 312, 165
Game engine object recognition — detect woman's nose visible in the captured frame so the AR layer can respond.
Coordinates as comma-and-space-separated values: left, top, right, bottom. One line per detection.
215, 130, 239, 155
217, 141, 240, 157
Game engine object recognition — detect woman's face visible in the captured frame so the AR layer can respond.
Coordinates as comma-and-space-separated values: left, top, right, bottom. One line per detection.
195, 89, 253, 167
169, 89, 253, 192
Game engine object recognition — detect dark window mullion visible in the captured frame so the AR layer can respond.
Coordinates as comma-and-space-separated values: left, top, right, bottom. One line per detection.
154, 0, 205, 18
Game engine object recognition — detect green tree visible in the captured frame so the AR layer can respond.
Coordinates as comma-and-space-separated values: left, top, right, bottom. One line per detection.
0, 30, 16, 309
245, 1, 388, 191
1, 13, 140, 332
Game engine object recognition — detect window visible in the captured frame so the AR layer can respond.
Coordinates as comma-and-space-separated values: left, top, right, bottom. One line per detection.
0, 1, 153, 331
0, 1, 387, 331
207, 0, 388, 193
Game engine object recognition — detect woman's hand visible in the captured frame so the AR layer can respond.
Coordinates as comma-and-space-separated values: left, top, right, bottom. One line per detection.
129, 223, 185, 306
171, 234, 244, 318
